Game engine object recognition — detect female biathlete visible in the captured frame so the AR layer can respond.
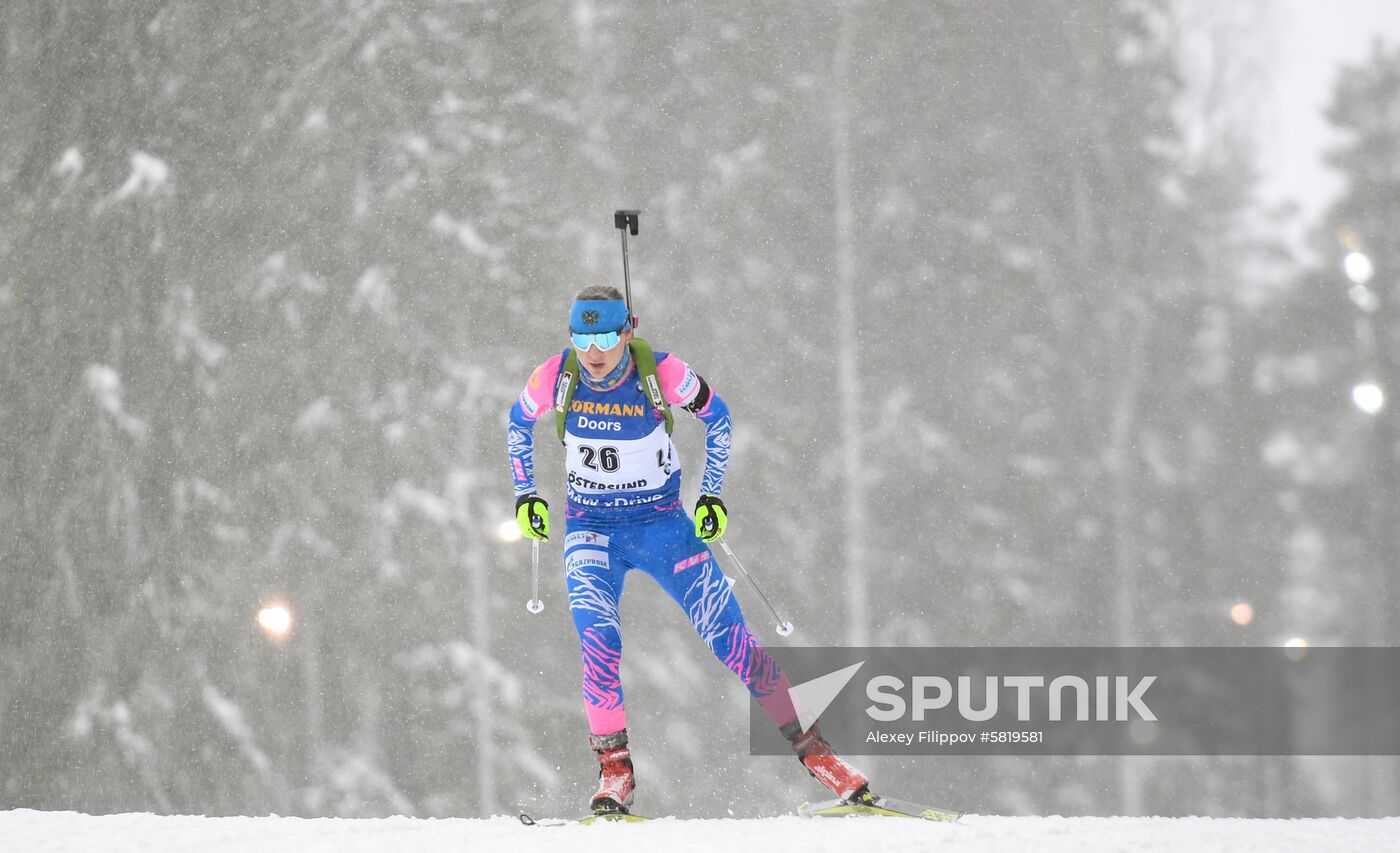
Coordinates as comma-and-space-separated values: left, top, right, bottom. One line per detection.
507, 286, 870, 815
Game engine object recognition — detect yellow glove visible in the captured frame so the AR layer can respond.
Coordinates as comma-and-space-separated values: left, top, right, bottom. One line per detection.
694, 494, 727, 542
515, 493, 550, 541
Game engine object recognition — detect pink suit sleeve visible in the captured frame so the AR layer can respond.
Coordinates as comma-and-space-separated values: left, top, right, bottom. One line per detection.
516, 355, 562, 423
656, 354, 708, 413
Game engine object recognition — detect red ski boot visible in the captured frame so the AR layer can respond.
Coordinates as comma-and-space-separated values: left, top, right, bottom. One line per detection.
783, 720, 872, 802
589, 730, 635, 814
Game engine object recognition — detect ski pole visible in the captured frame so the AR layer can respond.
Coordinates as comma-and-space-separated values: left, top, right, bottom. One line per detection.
526, 538, 544, 614
715, 538, 794, 636
614, 210, 640, 321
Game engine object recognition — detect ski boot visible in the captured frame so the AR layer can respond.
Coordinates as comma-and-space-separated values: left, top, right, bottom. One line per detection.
782, 719, 875, 804
589, 729, 636, 815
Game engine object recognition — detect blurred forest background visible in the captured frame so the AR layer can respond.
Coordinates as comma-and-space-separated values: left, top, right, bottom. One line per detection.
3, 0, 1399, 820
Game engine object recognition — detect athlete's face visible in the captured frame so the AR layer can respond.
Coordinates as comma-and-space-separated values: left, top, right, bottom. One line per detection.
577, 329, 633, 379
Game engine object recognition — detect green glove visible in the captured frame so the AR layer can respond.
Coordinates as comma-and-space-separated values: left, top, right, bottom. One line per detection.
694, 494, 727, 542
516, 493, 550, 541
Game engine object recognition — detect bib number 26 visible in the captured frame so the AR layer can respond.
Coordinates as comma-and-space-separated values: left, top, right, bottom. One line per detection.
580, 444, 620, 472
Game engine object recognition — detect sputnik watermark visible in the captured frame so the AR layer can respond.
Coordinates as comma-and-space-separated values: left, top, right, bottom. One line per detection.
864, 674, 1157, 722
751, 647, 1400, 756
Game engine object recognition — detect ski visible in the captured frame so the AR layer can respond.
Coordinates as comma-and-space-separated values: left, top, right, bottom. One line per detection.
518, 811, 652, 827
798, 794, 962, 822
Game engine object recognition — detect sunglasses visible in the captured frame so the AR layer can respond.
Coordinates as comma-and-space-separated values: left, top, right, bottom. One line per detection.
571, 329, 625, 352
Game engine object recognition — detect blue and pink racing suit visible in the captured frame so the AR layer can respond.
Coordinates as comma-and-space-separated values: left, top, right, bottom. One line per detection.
507, 346, 798, 736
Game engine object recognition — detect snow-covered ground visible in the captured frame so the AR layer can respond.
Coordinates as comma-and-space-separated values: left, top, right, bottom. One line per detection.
3, 810, 1398, 853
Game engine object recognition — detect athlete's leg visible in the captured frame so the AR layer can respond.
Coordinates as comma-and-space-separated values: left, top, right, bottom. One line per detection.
563, 528, 628, 736
632, 512, 798, 728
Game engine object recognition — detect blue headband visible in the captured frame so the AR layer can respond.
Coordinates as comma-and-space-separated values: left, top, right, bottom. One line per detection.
570, 299, 632, 333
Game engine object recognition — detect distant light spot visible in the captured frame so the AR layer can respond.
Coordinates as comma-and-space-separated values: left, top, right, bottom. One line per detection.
1353, 382, 1384, 415
1348, 283, 1379, 313
1344, 252, 1374, 285
497, 519, 522, 543
257, 603, 292, 637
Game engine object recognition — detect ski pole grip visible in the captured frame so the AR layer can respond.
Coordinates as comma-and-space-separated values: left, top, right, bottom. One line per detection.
614, 209, 640, 236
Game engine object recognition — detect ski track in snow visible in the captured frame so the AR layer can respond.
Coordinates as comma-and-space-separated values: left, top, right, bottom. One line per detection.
2, 810, 1399, 853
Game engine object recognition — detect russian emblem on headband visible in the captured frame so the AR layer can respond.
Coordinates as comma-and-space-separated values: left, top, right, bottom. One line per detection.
582, 310, 600, 326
